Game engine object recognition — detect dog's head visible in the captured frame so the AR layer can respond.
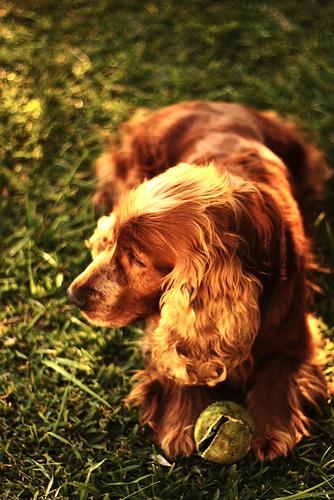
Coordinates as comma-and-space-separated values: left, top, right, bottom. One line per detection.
69, 163, 280, 385
67, 211, 172, 327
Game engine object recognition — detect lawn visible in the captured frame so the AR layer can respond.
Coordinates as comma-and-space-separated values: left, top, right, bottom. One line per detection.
0, 0, 334, 498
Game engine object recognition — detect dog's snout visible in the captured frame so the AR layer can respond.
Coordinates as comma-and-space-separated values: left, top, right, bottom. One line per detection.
68, 285, 94, 309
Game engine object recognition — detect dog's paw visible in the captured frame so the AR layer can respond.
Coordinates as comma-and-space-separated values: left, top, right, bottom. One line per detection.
159, 426, 196, 459
252, 428, 300, 461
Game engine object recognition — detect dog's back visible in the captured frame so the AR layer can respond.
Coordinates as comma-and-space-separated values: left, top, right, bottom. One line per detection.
94, 101, 330, 213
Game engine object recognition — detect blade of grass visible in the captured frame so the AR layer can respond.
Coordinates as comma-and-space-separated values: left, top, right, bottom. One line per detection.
275, 477, 334, 500
48, 432, 82, 461
52, 384, 70, 432
42, 360, 112, 409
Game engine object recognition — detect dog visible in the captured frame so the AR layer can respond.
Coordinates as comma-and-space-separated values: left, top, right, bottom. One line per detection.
68, 101, 331, 460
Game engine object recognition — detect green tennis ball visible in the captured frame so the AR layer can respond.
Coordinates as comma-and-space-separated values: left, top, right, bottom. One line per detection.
194, 401, 254, 464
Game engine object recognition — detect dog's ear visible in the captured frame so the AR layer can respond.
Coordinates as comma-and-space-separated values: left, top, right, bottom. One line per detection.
150, 258, 260, 386
147, 182, 284, 387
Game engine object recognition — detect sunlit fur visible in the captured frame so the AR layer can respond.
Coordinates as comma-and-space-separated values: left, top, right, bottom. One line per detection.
115, 164, 262, 386
69, 101, 331, 461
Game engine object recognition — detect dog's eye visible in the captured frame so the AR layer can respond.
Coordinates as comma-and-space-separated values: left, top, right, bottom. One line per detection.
128, 249, 146, 268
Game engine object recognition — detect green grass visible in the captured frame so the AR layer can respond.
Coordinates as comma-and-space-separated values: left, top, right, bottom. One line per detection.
0, 0, 333, 498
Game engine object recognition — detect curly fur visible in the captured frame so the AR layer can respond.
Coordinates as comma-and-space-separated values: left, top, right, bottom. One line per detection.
69, 101, 331, 460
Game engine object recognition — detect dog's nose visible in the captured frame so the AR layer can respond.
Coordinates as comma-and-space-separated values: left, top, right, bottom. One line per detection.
67, 285, 92, 309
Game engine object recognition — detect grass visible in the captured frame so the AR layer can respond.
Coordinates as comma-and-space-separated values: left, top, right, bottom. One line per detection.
0, 0, 333, 498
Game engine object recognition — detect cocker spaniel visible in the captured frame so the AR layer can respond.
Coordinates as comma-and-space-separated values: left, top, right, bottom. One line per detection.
68, 101, 331, 460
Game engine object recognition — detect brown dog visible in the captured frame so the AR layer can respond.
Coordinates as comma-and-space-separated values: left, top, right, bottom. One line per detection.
68, 101, 330, 460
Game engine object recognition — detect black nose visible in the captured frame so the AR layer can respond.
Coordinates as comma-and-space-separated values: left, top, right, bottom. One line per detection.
68, 286, 93, 309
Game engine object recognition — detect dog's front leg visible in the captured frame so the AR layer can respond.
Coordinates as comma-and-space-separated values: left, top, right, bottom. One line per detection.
125, 368, 216, 459
247, 355, 327, 460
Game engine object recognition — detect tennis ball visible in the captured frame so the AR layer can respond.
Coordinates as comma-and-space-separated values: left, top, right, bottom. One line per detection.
194, 401, 254, 464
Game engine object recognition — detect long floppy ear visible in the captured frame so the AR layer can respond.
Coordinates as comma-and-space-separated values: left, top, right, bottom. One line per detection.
148, 182, 281, 387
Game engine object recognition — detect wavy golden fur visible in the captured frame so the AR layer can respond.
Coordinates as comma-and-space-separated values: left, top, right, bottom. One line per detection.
69, 101, 331, 460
